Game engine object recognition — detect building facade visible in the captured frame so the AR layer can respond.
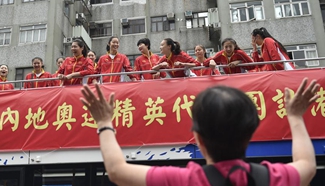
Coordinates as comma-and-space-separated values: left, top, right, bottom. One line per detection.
0, 0, 325, 83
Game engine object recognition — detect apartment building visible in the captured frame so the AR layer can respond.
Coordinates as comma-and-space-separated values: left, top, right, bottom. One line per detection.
0, 0, 324, 84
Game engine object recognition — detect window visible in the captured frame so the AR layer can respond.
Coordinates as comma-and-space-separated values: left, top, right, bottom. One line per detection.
15, 67, 33, 88
19, 24, 46, 43
90, 0, 112, 4
0, 0, 14, 5
186, 12, 209, 28
122, 18, 145, 35
274, 0, 310, 18
286, 44, 318, 68
90, 22, 112, 38
321, 3, 325, 26
151, 16, 175, 32
0, 28, 11, 46
127, 54, 141, 67
230, 1, 264, 23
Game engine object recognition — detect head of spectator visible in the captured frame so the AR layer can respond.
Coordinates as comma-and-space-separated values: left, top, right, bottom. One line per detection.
137, 38, 151, 56
56, 57, 65, 69
221, 38, 241, 57
72, 38, 88, 58
87, 50, 97, 63
252, 27, 288, 55
32, 57, 44, 74
192, 86, 260, 161
194, 45, 208, 60
106, 36, 119, 55
160, 38, 181, 57
0, 64, 9, 79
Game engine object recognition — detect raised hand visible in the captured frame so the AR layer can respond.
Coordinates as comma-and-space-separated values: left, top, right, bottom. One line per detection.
80, 83, 115, 128
285, 78, 320, 117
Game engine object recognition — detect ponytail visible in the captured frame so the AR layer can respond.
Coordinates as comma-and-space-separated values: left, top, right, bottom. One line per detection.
164, 38, 182, 55
73, 38, 88, 57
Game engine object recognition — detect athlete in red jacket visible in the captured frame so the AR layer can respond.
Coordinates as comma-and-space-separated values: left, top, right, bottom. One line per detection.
24, 57, 53, 89
153, 38, 199, 78
192, 45, 220, 76
251, 27, 294, 71
204, 38, 255, 74
0, 64, 14, 90
134, 38, 166, 80
58, 39, 94, 85
96, 36, 136, 83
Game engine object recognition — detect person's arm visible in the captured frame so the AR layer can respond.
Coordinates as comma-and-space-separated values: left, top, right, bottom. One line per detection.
285, 78, 319, 186
80, 84, 150, 186
235, 50, 255, 70
174, 61, 196, 67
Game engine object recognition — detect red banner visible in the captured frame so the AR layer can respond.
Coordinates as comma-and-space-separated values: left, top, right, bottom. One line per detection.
1, 69, 325, 151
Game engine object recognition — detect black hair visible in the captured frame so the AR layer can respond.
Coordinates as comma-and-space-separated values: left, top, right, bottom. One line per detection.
88, 50, 97, 56
32, 57, 43, 63
56, 57, 65, 62
137, 38, 151, 50
164, 38, 181, 55
221, 38, 241, 50
252, 27, 288, 55
0, 64, 9, 70
195, 45, 208, 58
72, 38, 88, 57
192, 86, 260, 162
106, 36, 118, 52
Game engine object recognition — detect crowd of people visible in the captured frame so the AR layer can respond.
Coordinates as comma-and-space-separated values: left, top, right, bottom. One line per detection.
0, 27, 295, 90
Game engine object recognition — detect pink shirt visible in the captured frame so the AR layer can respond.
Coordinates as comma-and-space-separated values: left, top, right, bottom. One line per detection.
146, 159, 299, 186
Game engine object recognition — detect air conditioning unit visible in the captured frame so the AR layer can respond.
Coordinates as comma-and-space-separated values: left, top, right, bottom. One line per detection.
64, 0, 75, 5
205, 48, 214, 53
76, 13, 86, 20
121, 18, 129, 27
208, 8, 220, 27
166, 12, 175, 21
63, 37, 73, 44
184, 11, 193, 19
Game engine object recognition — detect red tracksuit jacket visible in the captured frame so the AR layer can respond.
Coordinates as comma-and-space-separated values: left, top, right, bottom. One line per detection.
0, 77, 14, 90
24, 70, 53, 89
96, 53, 136, 83
204, 50, 255, 74
134, 53, 166, 80
158, 51, 198, 78
252, 38, 294, 71
58, 56, 94, 85
193, 61, 221, 76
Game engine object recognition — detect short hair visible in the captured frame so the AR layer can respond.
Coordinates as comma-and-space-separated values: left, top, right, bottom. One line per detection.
137, 38, 151, 50
192, 86, 260, 162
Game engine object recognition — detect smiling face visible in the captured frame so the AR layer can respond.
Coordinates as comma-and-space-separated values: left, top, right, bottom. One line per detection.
252, 34, 264, 46
56, 58, 64, 68
71, 42, 83, 57
109, 38, 119, 54
32, 58, 43, 72
223, 41, 235, 57
138, 43, 148, 55
0, 65, 8, 77
195, 45, 206, 59
160, 40, 171, 56
87, 51, 96, 62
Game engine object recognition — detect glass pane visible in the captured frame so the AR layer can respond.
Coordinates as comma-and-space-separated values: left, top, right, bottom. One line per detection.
3, 0, 8, 4
305, 50, 317, 58
157, 22, 163, 31
301, 3, 309, 15
33, 30, 39, 42
170, 22, 175, 30
248, 7, 254, 20
20, 32, 25, 43
198, 12, 208, 17
284, 4, 292, 17
193, 18, 198, 28
285, 46, 297, 50
140, 25, 145, 33
255, 7, 264, 20
205, 17, 209, 26
186, 20, 192, 28
0, 34, 3, 45
293, 51, 305, 59
299, 45, 315, 49
275, 0, 290, 3
292, 4, 300, 16
40, 29, 46, 41
151, 23, 157, 32
34, 24, 46, 29
230, 3, 245, 8
239, 8, 247, 21
122, 27, 128, 35
198, 18, 205, 27
275, 6, 283, 18
231, 10, 239, 22
26, 30, 32, 42
4, 33, 10, 44
21, 26, 33, 31
247, 2, 262, 6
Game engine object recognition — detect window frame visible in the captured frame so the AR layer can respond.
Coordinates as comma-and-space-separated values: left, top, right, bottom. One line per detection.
89, 21, 113, 38
274, 0, 311, 19
90, 0, 113, 5
121, 17, 146, 36
0, 28, 11, 46
229, 1, 265, 23
185, 12, 209, 29
285, 44, 318, 68
19, 24, 47, 44
151, 16, 175, 32
15, 67, 33, 88
0, 0, 14, 5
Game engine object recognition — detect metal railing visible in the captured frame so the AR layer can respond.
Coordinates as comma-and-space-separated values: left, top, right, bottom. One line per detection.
1, 57, 324, 90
